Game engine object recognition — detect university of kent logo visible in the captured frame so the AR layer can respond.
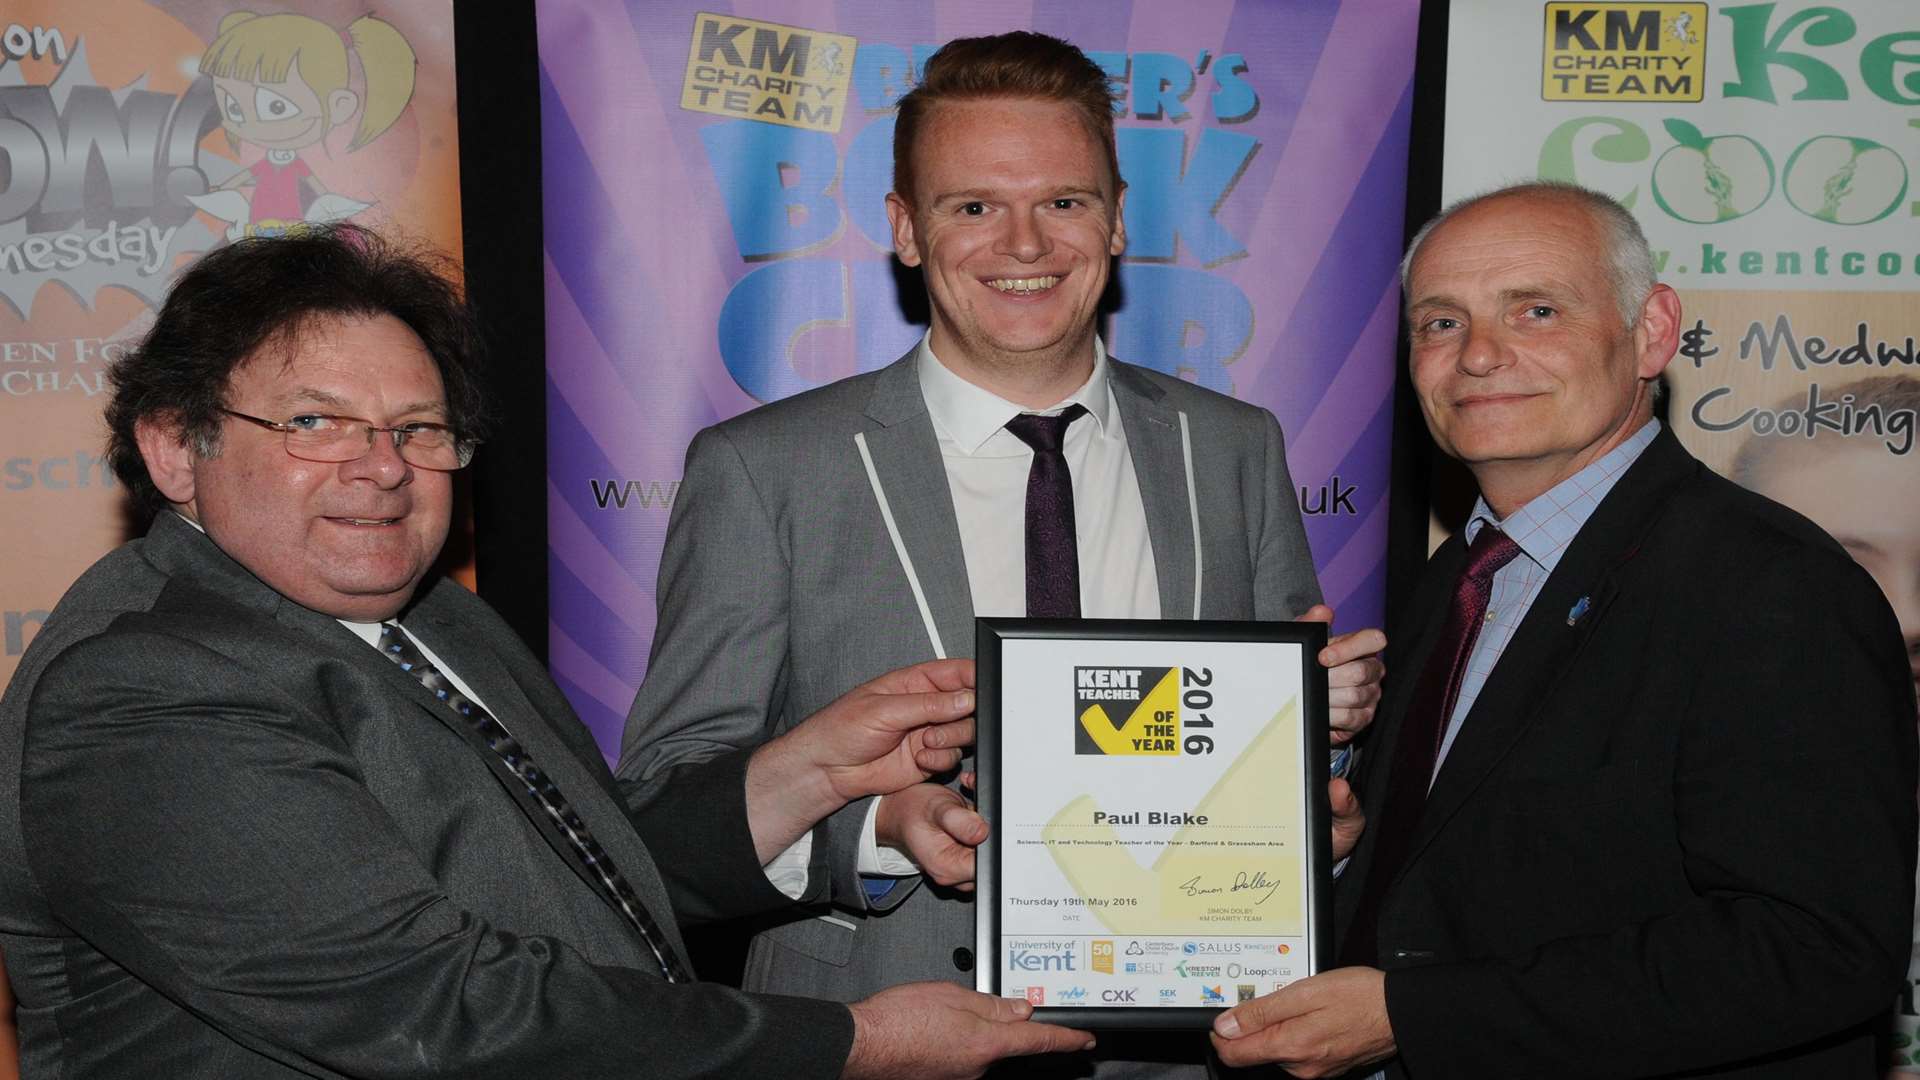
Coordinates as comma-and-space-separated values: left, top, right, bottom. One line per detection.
680, 13, 856, 132
1074, 666, 1179, 756
1541, 2, 1706, 102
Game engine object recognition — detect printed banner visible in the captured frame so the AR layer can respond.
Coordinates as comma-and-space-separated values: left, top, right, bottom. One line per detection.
1443, 0, 1920, 1066
0, 0, 464, 687
538, 0, 1421, 756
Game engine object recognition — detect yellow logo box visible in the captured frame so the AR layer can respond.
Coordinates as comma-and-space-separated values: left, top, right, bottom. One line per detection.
681, 13, 857, 132
1541, 2, 1707, 101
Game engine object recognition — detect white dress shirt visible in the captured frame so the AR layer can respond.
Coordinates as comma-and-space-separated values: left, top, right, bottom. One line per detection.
762, 335, 1165, 897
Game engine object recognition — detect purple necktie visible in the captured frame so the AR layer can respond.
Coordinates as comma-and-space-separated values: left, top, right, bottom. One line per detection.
378, 623, 690, 983
1005, 404, 1089, 618
1342, 526, 1521, 967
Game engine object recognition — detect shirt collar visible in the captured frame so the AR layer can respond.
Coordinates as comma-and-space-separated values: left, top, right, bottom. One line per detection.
917, 333, 1114, 454
1464, 418, 1662, 574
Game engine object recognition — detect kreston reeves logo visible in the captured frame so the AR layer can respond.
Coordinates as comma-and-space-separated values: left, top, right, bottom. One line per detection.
1075, 666, 1179, 756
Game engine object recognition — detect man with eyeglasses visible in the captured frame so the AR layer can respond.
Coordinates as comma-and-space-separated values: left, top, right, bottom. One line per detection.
0, 226, 1089, 1078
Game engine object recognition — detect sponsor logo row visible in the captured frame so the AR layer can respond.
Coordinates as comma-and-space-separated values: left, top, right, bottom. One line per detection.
1006, 937, 1296, 975
1014, 983, 1285, 1007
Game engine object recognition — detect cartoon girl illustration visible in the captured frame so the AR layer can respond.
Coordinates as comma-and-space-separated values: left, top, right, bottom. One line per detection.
191, 11, 416, 239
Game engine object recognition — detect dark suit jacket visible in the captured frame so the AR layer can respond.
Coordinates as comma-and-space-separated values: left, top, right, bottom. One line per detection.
1336, 429, 1918, 1078
0, 513, 852, 1078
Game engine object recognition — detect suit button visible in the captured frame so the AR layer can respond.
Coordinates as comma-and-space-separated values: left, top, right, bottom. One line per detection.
952, 947, 974, 972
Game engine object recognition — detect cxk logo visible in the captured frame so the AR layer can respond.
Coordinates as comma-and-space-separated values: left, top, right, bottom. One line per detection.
1075, 667, 1179, 755
1541, 3, 1705, 101
1101, 988, 1138, 1003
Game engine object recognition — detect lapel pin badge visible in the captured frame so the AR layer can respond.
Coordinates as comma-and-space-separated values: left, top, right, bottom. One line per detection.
1566, 596, 1591, 626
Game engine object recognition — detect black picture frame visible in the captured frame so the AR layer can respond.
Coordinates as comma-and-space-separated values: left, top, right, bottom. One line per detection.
973, 617, 1332, 1029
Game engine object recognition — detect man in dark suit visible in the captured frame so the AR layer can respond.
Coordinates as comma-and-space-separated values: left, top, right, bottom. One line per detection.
621, 31, 1382, 1077
1209, 182, 1918, 1077
0, 227, 1089, 1078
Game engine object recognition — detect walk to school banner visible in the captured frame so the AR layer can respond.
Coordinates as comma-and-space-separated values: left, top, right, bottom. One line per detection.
538, 0, 1422, 758
1442, 0, 1920, 1066
0, 0, 465, 688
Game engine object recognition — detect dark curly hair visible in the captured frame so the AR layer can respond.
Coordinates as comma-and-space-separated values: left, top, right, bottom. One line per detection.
105, 224, 491, 524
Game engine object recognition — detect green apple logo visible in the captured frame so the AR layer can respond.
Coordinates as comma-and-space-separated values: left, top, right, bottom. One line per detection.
1652, 119, 1774, 223
1784, 136, 1909, 225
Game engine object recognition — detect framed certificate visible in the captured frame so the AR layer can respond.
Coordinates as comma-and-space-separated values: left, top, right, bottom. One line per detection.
974, 618, 1332, 1028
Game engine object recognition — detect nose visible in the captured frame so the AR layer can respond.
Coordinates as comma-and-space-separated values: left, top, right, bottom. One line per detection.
997, 206, 1050, 263
339, 428, 412, 489
1457, 320, 1512, 377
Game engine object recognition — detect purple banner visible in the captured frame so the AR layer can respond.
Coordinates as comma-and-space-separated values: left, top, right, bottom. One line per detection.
537, 0, 1419, 757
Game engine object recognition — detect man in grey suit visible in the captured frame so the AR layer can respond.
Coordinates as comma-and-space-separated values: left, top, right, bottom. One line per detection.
0, 226, 1090, 1078
622, 32, 1382, 1076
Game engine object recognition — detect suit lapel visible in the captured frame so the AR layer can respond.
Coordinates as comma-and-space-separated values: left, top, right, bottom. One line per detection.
862, 353, 977, 659
1109, 363, 1195, 619
396, 588, 687, 957
1403, 431, 1697, 869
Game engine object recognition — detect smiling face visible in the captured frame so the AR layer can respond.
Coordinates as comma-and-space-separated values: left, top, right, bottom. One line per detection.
145, 314, 452, 622
886, 96, 1125, 406
1406, 192, 1679, 516
213, 57, 355, 152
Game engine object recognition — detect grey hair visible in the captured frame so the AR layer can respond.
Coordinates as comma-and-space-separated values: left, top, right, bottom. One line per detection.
1400, 180, 1657, 328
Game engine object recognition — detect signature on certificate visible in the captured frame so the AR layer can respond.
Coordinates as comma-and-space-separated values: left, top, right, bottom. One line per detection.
1177, 870, 1282, 904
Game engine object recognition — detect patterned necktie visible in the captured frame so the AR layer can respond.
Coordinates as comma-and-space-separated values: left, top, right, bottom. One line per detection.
1005, 404, 1089, 618
1341, 527, 1522, 967
378, 623, 690, 983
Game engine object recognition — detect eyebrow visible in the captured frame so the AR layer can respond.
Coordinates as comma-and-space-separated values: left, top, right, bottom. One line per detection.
1409, 282, 1586, 313
931, 186, 1107, 205
274, 388, 448, 418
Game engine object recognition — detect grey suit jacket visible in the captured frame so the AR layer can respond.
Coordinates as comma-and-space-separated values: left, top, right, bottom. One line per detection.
0, 513, 852, 1078
620, 351, 1321, 1013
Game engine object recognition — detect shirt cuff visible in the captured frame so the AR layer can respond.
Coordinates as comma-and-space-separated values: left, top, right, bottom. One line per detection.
762, 831, 812, 900
859, 796, 920, 877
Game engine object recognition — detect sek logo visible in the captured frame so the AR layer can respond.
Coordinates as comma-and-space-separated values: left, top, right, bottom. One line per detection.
1100, 988, 1138, 1003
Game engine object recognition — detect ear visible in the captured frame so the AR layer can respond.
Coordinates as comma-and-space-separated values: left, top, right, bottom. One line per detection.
328, 88, 359, 127
885, 191, 922, 268
135, 415, 199, 511
1108, 182, 1127, 258
1633, 283, 1682, 381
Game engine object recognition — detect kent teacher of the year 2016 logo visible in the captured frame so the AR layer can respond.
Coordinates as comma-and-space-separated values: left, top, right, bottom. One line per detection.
1541, 2, 1707, 102
1073, 665, 1220, 757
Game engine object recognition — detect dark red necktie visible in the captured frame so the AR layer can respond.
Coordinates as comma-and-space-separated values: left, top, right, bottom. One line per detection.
1342, 526, 1521, 967
1005, 404, 1089, 618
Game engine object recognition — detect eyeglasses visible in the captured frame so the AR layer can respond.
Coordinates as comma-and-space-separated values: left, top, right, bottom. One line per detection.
220, 408, 477, 471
